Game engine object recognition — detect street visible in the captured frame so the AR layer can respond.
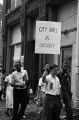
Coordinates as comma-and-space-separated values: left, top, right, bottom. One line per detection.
0, 99, 79, 120
0, 99, 41, 120
0, 100, 10, 120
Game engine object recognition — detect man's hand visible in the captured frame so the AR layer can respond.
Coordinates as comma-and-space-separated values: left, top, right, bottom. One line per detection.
45, 64, 49, 71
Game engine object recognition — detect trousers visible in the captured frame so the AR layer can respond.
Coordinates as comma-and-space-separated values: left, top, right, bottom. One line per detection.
12, 87, 29, 120
44, 94, 61, 120
62, 94, 73, 120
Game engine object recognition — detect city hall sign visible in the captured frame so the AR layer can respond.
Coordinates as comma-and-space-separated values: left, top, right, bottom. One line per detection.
35, 21, 61, 54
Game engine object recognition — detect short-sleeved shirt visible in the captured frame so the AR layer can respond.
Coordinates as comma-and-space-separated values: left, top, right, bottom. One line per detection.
45, 74, 61, 95
38, 77, 45, 92
5, 74, 12, 86
11, 69, 28, 89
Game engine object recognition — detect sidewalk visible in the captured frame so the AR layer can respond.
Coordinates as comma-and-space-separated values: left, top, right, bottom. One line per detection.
0, 99, 79, 120
0, 100, 11, 120
0, 99, 40, 120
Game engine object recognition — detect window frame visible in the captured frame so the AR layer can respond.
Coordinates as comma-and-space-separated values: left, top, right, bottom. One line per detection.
60, 45, 72, 75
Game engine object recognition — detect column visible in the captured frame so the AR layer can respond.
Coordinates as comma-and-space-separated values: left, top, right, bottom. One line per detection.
20, 0, 27, 69
74, 0, 79, 108
39, 0, 48, 68
48, 6, 58, 65
6, 28, 11, 74
2, 0, 7, 70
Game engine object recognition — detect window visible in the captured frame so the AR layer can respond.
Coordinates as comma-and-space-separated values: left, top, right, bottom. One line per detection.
11, 0, 21, 9
10, 44, 21, 68
10, 25, 21, 68
13, 44, 21, 62
61, 47, 72, 75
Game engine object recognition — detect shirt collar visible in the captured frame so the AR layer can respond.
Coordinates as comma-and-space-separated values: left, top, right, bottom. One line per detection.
50, 74, 56, 79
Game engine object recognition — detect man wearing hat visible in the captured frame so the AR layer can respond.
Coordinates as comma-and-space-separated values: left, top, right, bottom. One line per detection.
42, 64, 61, 120
57, 63, 73, 120
11, 61, 29, 120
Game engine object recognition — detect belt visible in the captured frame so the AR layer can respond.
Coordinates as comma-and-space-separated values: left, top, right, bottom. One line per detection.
15, 86, 27, 89
46, 94, 60, 97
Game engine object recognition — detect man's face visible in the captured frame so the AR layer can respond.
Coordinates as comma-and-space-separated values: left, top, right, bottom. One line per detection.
15, 63, 21, 72
62, 64, 67, 73
51, 67, 58, 76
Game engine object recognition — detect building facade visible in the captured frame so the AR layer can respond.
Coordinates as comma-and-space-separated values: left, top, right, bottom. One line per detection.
2, 0, 79, 108
0, 4, 3, 69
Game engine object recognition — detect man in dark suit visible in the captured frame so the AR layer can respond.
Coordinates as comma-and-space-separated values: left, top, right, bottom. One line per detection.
57, 63, 73, 120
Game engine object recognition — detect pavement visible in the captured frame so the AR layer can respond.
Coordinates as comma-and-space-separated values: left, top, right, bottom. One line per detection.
0, 99, 79, 120
0, 99, 40, 120
0, 100, 10, 120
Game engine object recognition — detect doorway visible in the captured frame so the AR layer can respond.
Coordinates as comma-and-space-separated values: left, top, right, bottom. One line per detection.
25, 41, 39, 94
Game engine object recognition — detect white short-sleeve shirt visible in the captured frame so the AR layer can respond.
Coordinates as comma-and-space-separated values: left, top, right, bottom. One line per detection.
45, 74, 61, 95
38, 77, 45, 92
11, 69, 28, 88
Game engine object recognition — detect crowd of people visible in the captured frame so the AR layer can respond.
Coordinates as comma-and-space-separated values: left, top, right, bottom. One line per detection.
37, 63, 73, 120
0, 62, 73, 120
0, 61, 29, 120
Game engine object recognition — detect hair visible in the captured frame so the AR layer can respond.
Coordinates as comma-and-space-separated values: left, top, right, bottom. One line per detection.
15, 61, 21, 68
62, 62, 68, 67
10, 68, 16, 74
49, 64, 58, 70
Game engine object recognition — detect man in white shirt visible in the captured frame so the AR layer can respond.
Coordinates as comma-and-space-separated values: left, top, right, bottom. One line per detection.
11, 61, 29, 120
42, 64, 61, 120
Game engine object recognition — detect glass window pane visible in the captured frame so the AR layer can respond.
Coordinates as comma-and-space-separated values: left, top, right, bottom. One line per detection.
11, 0, 15, 9
13, 44, 21, 62
11, 0, 21, 9
61, 47, 72, 76
16, 0, 21, 7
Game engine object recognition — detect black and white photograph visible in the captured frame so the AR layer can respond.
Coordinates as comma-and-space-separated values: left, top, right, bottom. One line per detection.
0, 0, 79, 120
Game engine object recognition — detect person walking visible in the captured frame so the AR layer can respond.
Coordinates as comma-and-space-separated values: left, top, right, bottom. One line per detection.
38, 69, 46, 107
11, 61, 29, 120
42, 64, 61, 120
57, 63, 73, 120
4, 68, 15, 117
38, 65, 49, 107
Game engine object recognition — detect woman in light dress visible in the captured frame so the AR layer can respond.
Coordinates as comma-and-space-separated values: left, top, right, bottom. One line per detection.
5, 68, 15, 117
